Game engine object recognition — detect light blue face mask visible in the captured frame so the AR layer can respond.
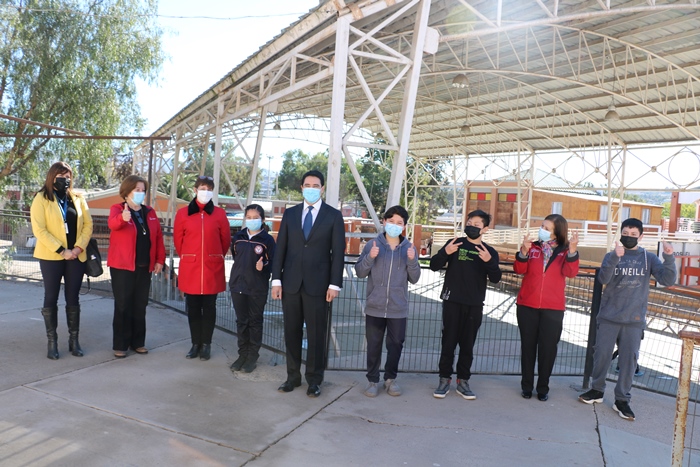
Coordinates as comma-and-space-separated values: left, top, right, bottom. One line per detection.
384, 223, 403, 238
131, 192, 145, 205
302, 187, 322, 204
246, 218, 262, 232
538, 227, 553, 242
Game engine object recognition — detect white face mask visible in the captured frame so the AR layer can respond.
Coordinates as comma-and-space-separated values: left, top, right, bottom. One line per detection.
197, 190, 213, 204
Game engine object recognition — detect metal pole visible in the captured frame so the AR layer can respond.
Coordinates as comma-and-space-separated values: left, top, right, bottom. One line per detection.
147, 140, 154, 206
247, 107, 268, 206
213, 100, 223, 205
672, 331, 698, 467
582, 268, 603, 389
386, 0, 432, 207
327, 16, 351, 208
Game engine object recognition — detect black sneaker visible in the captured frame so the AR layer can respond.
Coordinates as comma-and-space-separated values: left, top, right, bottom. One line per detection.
433, 377, 451, 399
613, 400, 635, 421
578, 389, 604, 405
456, 379, 476, 400
230, 355, 246, 372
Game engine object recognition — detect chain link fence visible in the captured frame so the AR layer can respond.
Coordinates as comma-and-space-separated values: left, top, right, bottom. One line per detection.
2, 209, 699, 399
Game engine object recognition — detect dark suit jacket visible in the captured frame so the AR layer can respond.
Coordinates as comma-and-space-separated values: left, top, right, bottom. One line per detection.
271, 201, 346, 297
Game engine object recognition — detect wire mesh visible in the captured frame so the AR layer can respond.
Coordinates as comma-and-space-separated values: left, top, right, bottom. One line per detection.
2, 209, 699, 399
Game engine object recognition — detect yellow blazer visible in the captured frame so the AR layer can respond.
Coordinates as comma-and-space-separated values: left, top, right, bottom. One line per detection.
30, 191, 93, 262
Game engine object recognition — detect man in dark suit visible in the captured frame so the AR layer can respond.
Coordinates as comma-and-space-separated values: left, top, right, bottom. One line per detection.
271, 170, 346, 397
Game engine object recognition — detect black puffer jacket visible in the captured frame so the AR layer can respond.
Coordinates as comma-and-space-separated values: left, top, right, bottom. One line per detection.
229, 228, 276, 296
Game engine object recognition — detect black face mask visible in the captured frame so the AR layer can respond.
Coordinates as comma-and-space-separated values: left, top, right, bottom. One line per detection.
54, 177, 70, 193
464, 225, 482, 240
619, 235, 638, 249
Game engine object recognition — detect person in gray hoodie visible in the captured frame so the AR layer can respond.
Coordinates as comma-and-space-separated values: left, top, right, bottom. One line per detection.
579, 218, 676, 421
355, 205, 421, 398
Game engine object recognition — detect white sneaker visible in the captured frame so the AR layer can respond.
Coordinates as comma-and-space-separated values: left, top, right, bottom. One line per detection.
384, 379, 402, 396
363, 382, 379, 397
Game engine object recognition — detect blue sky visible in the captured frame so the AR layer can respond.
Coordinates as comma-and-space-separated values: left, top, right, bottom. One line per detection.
136, 0, 319, 137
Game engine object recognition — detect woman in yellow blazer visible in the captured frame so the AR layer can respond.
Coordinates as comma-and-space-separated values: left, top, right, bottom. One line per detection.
31, 161, 93, 360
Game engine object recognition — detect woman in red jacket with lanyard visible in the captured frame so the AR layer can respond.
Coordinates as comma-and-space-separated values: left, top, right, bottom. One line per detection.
514, 214, 579, 401
174, 176, 231, 361
107, 175, 165, 358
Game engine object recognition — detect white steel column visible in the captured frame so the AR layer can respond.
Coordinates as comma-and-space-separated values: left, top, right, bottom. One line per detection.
386, 0, 432, 207
168, 128, 183, 227
327, 16, 351, 208
246, 108, 268, 206
213, 100, 224, 205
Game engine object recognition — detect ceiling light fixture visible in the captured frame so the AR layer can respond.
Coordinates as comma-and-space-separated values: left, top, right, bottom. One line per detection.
452, 73, 469, 88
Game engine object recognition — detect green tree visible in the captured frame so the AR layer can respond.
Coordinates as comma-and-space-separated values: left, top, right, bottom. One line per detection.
0, 0, 164, 188
661, 202, 697, 218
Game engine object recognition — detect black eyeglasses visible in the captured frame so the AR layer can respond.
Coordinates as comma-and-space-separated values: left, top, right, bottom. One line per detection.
197, 175, 214, 181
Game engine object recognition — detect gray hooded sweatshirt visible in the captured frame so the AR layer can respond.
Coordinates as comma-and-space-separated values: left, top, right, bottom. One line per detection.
354, 233, 421, 319
598, 247, 677, 327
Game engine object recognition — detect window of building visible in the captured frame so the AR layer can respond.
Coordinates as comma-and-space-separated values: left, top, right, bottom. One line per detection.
599, 205, 608, 221
621, 207, 630, 221
642, 208, 650, 224
552, 202, 563, 215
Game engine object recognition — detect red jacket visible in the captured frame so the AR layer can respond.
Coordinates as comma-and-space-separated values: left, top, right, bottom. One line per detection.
174, 199, 231, 295
107, 203, 165, 272
513, 242, 579, 311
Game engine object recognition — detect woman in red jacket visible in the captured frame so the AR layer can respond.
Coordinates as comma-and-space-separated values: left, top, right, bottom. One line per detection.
174, 176, 231, 361
107, 175, 165, 358
514, 214, 579, 401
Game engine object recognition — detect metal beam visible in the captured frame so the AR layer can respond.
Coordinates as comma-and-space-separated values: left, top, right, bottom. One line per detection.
387, 0, 433, 207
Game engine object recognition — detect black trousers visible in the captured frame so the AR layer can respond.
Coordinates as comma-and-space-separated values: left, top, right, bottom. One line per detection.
516, 305, 564, 395
438, 302, 483, 380
185, 294, 218, 345
365, 315, 406, 383
110, 266, 151, 351
282, 289, 329, 386
231, 291, 267, 360
39, 259, 86, 308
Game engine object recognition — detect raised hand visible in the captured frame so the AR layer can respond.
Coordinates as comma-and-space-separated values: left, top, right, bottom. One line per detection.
445, 238, 460, 255
407, 245, 416, 261
521, 235, 533, 256
569, 230, 579, 254
369, 240, 379, 259
256, 256, 263, 271
475, 243, 491, 262
662, 241, 674, 255
614, 241, 625, 258
122, 203, 131, 222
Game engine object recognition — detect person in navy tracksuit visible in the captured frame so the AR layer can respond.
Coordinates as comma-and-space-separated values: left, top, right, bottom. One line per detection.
229, 204, 276, 373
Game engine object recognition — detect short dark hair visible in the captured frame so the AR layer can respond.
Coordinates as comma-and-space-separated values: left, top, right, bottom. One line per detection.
467, 209, 491, 227
621, 218, 644, 235
194, 175, 215, 190
119, 175, 149, 200
301, 170, 324, 187
383, 205, 408, 224
544, 213, 569, 247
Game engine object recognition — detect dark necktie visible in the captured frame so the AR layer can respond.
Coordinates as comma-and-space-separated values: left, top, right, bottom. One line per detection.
303, 206, 313, 240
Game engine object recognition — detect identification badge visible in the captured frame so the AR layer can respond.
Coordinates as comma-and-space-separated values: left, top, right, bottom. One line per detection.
64, 222, 69, 234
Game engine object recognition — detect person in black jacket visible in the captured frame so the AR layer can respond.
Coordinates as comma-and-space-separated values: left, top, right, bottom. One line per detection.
429, 210, 501, 400
229, 204, 276, 373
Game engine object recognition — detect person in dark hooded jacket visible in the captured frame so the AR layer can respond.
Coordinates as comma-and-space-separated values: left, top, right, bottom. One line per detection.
229, 204, 276, 373
355, 205, 421, 398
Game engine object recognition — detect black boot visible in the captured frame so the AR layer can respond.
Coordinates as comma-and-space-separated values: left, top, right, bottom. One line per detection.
66, 305, 83, 357
186, 344, 200, 359
199, 344, 211, 361
41, 307, 59, 360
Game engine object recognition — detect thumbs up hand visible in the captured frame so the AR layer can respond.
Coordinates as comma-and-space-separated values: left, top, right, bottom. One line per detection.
122, 203, 131, 222
614, 241, 625, 257
407, 245, 416, 261
256, 256, 263, 271
369, 240, 379, 258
